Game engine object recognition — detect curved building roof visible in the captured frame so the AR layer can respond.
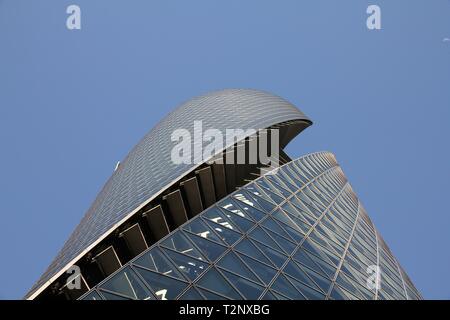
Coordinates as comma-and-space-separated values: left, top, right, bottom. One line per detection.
27, 89, 311, 299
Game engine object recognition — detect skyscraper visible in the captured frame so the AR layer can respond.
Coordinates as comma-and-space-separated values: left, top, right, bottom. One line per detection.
26, 89, 421, 300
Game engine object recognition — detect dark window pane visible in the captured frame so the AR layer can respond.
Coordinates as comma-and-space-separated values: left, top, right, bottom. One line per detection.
195, 287, 228, 300
235, 238, 272, 266
203, 218, 242, 245
283, 260, 321, 292
248, 227, 284, 253
161, 247, 208, 281
99, 290, 130, 300
221, 269, 265, 300
99, 266, 153, 300
203, 206, 240, 232
251, 240, 287, 268
133, 248, 184, 280
179, 287, 205, 300
285, 274, 326, 300
160, 231, 206, 261
217, 252, 262, 284
196, 268, 242, 299
184, 232, 227, 262
270, 274, 304, 300
183, 218, 224, 244
134, 266, 188, 300
237, 253, 278, 285
81, 291, 103, 300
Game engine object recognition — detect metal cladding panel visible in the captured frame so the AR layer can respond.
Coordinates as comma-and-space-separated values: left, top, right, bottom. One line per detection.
27, 89, 311, 298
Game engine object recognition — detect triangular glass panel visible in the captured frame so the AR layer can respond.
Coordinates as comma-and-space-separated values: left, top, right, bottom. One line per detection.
285, 274, 326, 300
133, 248, 185, 280
252, 240, 288, 268
202, 207, 240, 232
184, 231, 227, 262
237, 253, 278, 285
133, 266, 188, 300
160, 231, 206, 261
244, 187, 277, 212
258, 178, 286, 198
270, 274, 304, 299
195, 287, 227, 300
219, 197, 255, 221
273, 207, 306, 232
283, 260, 322, 292
221, 269, 265, 300
196, 268, 242, 299
261, 291, 277, 300
263, 228, 297, 255
161, 247, 208, 281
217, 251, 262, 285
81, 291, 103, 300
270, 290, 290, 300
99, 266, 153, 300
234, 238, 273, 266
233, 199, 266, 222
179, 287, 205, 300
99, 290, 131, 300
256, 184, 285, 204
302, 265, 332, 294
216, 206, 255, 233
293, 249, 319, 271
329, 285, 349, 300
183, 218, 224, 244
248, 226, 284, 253
233, 190, 264, 211
261, 216, 295, 242
203, 218, 242, 246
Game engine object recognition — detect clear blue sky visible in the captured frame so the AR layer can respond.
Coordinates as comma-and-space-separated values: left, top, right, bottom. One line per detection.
0, 0, 449, 299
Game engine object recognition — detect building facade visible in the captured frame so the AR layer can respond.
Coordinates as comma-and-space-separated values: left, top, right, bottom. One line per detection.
26, 89, 421, 300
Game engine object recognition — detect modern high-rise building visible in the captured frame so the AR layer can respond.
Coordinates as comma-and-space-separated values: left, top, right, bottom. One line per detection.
26, 89, 421, 300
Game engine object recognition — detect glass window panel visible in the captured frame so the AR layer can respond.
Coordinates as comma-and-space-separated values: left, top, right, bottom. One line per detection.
285, 274, 326, 300
252, 240, 288, 268
183, 218, 224, 244
256, 183, 285, 204
248, 226, 284, 253
218, 207, 255, 233
261, 291, 277, 300
202, 207, 240, 232
133, 248, 184, 280
283, 260, 322, 292
237, 253, 278, 285
270, 274, 304, 300
263, 228, 297, 255
221, 269, 265, 300
196, 268, 242, 299
233, 190, 264, 211
195, 287, 228, 300
217, 251, 262, 284
99, 290, 130, 300
244, 187, 277, 212
134, 266, 188, 300
184, 232, 227, 262
233, 195, 267, 221
303, 266, 333, 294
234, 238, 273, 266
99, 266, 154, 300
272, 208, 306, 234
270, 290, 290, 300
293, 249, 319, 271
329, 285, 349, 300
203, 219, 241, 245
218, 198, 255, 222
160, 231, 206, 261
179, 287, 205, 300
161, 247, 208, 281
261, 217, 296, 242
260, 177, 291, 198
81, 291, 103, 300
